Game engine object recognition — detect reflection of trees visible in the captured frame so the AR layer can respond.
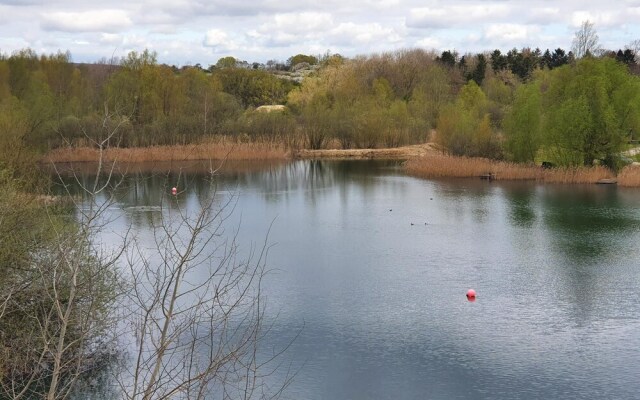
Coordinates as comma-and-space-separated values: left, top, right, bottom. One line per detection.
542, 185, 639, 265
503, 183, 537, 228
539, 185, 640, 325
434, 179, 494, 224
53, 159, 409, 230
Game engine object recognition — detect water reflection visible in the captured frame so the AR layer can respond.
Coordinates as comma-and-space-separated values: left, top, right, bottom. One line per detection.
541, 185, 640, 265
55, 161, 640, 400
503, 183, 537, 227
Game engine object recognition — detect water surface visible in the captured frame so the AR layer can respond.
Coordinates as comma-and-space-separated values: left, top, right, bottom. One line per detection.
61, 160, 640, 399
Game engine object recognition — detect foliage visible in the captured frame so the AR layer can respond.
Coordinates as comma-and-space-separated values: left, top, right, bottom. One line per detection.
215, 56, 238, 69
0, 46, 639, 156
0, 161, 120, 399
436, 81, 501, 158
237, 108, 297, 142
542, 57, 640, 166
214, 67, 295, 107
288, 54, 318, 67
503, 83, 542, 162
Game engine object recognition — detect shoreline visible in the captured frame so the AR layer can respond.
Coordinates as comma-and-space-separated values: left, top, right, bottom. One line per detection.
42, 143, 640, 186
42, 142, 438, 164
292, 144, 438, 160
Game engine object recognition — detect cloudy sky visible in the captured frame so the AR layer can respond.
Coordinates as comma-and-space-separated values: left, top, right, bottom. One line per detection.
1, 0, 640, 66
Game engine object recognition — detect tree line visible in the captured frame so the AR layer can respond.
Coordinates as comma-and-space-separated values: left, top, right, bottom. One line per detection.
1, 22, 639, 166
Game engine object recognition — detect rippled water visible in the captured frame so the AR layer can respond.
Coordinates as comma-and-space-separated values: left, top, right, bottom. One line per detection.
61, 160, 640, 399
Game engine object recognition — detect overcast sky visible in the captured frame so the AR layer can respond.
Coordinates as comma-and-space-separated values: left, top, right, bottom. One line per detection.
1, 0, 639, 66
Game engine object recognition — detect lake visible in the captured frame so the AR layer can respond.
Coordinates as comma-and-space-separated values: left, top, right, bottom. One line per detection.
59, 159, 640, 399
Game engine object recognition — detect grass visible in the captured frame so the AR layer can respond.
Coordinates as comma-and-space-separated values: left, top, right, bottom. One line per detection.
43, 137, 289, 163
405, 155, 616, 184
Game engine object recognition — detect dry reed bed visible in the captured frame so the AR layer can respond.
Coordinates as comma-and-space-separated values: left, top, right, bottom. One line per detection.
294, 143, 436, 159
44, 141, 288, 163
617, 165, 640, 187
405, 155, 616, 184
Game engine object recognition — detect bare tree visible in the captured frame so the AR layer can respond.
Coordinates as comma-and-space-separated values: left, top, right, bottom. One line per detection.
117, 167, 291, 400
0, 109, 127, 400
1, 92, 291, 399
572, 20, 602, 59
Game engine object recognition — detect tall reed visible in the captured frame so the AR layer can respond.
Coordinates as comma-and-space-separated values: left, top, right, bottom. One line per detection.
405, 155, 615, 184
44, 137, 288, 163
617, 165, 640, 187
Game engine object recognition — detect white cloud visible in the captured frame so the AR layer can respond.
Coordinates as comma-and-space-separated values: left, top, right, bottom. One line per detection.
271, 12, 333, 34
330, 22, 402, 46
99, 33, 122, 45
485, 24, 538, 42
407, 4, 511, 28
415, 36, 441, 49
0, 0, 637, 65
203, 29, 238, 51
570, 10, 620, 28
527, 7, 562, 24
242, 12, 335, 47
119, 34, 153, 51
41, 9, 132, 32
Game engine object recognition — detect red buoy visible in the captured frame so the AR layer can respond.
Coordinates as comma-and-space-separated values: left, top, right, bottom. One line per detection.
466, 289, 476, 301
171, 187, 177, 195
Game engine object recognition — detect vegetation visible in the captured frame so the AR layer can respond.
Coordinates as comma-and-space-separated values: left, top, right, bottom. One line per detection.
406, 155, 615, 184
0, 21, 639, 162
0, 117, 287, 399
45, 137, 288, 163
4, 18, 640, 399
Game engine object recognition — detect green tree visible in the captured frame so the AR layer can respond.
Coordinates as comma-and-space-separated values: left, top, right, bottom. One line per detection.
103, 49, 165, 134
7, 49, 39, 99
408, 64, 452, 128
21, 71, 56, 147
469, 54, 487, 85
0, 61, 11, 101
300, 95, 332, 149
490, 50, 507, 73
215, 56, 238, 69
215, 68, 295, 107
437, 50, 457, 68
504, 83, 542, 162
40, 51, 75, 120
542, 58, 640, 166
287, 54, 318, 67
436, 80, 499, 157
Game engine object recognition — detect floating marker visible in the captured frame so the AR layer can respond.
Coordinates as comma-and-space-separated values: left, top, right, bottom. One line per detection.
171, 187, 177, 195
466, 289, 476, 301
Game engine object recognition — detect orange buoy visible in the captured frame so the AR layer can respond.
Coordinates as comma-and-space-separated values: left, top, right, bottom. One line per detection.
171, 187, 177, 195
466, 289, 476, 301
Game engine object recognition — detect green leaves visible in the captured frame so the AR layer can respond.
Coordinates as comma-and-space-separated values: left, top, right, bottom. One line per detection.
503, 57, 640, 167
215, 67, 294, 107
504, 83, 541, 162
543, 58, 638, 165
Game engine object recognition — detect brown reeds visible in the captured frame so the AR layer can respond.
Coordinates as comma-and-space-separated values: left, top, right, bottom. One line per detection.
294, 143, 435, 159
405, 155, 616, 184
43, 137, 288, 163
617, 164, 640, 187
